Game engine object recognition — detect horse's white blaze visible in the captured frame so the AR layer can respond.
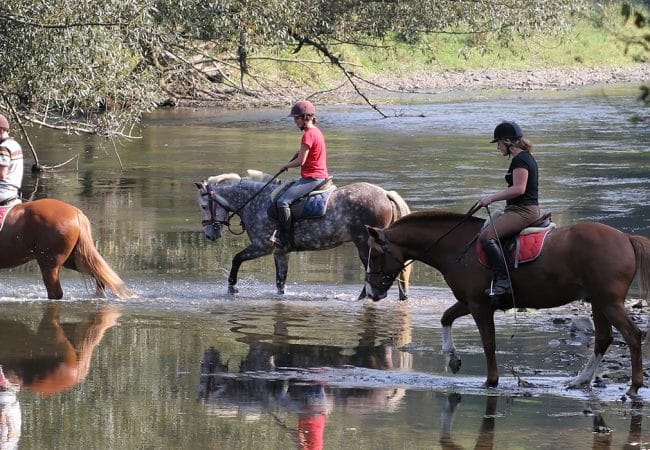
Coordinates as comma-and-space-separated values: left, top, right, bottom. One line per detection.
568, 353, 603, 388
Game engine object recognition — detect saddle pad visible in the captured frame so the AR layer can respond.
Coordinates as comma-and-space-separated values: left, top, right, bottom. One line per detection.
477, 228, 554, 268
0, 205, 14, 232
268, 186, 335, 221
296, 190, 333, 220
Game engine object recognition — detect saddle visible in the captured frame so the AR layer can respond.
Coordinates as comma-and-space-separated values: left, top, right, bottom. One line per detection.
267, 177, 336, 222
477, 212, 556, 268
0, 205, 16, 233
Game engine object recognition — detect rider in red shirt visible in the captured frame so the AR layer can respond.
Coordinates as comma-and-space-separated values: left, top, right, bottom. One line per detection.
272, 100, 329, 250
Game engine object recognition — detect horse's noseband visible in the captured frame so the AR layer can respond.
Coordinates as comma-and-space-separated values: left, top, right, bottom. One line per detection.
202, 185, 229, 229
366, 233, 404, 289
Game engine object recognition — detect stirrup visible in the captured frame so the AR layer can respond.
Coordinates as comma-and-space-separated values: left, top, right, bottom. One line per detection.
485, 280, 511, 297
267, 229, 289, 250
266, 230, 279, 246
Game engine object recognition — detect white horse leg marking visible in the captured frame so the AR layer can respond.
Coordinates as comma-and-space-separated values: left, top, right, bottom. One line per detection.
442, 326, 461, 373
567, 353, 603, 388
440, 393, 461, 440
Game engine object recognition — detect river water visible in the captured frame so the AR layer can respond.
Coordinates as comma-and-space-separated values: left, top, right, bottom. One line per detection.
0, 84, 649, 449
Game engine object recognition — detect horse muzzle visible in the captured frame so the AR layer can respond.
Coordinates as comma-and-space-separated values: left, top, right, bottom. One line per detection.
202, 223, 223, 240
365, 282, 388, 301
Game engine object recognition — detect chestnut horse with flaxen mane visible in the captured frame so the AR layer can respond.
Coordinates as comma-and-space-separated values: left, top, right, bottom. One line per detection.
0, 198, 133, 299
364, 210, 650, 396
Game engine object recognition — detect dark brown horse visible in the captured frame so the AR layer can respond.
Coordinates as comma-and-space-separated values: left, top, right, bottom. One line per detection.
364, 210, 650, 396
0, 199, 133, 299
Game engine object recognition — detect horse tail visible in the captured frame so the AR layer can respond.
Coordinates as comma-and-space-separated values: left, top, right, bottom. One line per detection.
386, 190, 412, 300
74, 211, 134, 299
386, 190, 411, 222
630, 235, 650, 301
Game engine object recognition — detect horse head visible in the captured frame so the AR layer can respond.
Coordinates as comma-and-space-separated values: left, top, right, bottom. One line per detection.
195, 179, 232, 240
364, 226, 406, 301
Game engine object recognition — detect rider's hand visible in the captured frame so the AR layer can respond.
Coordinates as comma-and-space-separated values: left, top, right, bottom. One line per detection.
479, 196, 492, 207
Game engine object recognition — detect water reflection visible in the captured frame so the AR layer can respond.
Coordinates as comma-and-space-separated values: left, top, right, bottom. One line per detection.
439, 393, 647, 450
0, 303, 120, 448
197, 304, 412, 449
440, 393, 497, 450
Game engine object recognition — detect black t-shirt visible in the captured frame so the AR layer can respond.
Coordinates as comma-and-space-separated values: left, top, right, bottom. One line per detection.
505, 151, 538, 206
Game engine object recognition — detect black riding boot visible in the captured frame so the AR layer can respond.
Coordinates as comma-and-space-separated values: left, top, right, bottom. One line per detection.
273, 206, 292, 251
483, 239, 511, 298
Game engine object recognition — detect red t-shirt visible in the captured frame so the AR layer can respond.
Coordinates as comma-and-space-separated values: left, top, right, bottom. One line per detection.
300, 127, 328, 179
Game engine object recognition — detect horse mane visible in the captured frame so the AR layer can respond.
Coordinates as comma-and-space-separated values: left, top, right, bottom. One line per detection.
207, 170, 275, 186
397, 209, 482, 225
207, 173, 241, 185
244, 169, 274, 182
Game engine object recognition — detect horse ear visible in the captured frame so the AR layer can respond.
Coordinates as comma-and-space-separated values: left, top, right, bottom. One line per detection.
194, 182, 204, 190
366, 226, 384, 252
366, 226, 381, 241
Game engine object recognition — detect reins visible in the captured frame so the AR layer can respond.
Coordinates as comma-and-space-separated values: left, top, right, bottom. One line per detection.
484, 205, 518, 312
227, 169, 285, 222
206, 169, 284, 235
401, 201, 482, 269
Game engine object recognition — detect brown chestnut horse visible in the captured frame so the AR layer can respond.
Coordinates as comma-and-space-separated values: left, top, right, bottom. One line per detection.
364, 210, 650, 396
0, 199, 133, 300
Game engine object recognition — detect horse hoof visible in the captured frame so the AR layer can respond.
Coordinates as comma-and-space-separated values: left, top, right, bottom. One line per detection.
228, 286, 239, 295
277, 289, 285, 295
482, 379, 499, 389
448, 355, 462, 374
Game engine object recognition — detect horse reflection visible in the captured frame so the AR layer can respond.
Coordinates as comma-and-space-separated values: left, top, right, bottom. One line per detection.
0, 303, 119, 448
0, 303, 120, 394
197, 304, 412, 449
440, 394, 647, 449
440, 394, 497, 450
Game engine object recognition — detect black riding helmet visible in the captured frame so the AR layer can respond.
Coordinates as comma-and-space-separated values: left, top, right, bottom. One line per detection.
490, 121, 523, 143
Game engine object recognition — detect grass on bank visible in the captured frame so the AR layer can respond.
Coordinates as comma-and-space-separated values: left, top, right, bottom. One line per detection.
250, 3, 648, 90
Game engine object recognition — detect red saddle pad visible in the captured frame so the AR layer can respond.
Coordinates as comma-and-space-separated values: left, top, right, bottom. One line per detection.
477, 228, 553, 267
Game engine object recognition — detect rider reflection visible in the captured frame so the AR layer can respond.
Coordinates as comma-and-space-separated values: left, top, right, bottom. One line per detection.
198, 304, 412, 449
276, 383, 332, 450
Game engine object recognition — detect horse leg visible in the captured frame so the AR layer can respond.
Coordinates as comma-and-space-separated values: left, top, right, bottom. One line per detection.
470, 304, 499, 388
38, 263, 64, 300
274, 251, 290, 295
441, 302, 470, 374
227, 245, 272, 294
567, 307, 611, 390
600, 302, 644, 396
439, 392, 462, 446
397, 264, 412, 301
66, 255, 106, 297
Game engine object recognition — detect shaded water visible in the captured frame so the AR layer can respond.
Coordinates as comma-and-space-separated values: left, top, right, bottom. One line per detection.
1, 85, 649, 448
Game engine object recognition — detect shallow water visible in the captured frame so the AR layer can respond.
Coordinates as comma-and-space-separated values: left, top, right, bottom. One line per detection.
1, 84, 649, 448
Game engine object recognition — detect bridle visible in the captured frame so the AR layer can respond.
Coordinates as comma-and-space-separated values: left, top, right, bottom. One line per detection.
200, 182, 245, 235
365, 229, 406, 291
199, 170, 284, 236
366, 201, 483, 290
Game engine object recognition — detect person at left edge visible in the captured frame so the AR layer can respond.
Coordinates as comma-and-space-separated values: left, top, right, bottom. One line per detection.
272, 100, 329, 250
0, 114, 23, 207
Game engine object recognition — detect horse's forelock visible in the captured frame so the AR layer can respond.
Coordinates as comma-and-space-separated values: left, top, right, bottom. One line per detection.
207, 173, 241, 185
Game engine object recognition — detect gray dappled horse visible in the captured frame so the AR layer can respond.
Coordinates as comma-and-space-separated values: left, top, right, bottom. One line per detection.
195, 170, 411, 299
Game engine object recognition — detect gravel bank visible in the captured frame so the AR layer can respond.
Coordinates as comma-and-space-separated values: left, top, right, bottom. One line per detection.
185, 64, 649, 109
